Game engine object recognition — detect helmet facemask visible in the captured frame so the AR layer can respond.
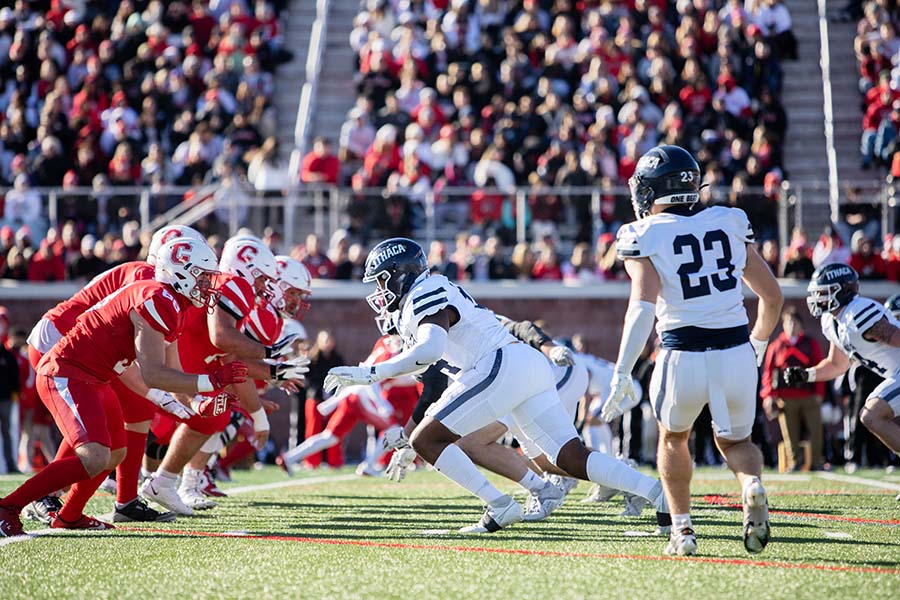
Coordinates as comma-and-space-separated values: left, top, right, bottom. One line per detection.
364, 270, 399, 333
806, 282, 841, 318
181, 266, 222, 313
275, 285, 311, 320
628, 172, 655, 218
252, 270, 276, 305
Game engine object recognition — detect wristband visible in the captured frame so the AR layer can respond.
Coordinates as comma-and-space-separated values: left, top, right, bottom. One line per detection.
805, 368, 817, 383
198, 374, 214, 393
251, 407, 269, 432
145, 388, 167, 404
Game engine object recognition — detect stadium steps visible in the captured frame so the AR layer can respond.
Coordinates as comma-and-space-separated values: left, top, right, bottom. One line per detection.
309, 1, 359, 147
274, 1, 318, 161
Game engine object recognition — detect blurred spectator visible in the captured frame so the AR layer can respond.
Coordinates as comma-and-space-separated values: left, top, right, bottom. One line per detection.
562, 243, 600, 283
0, 320, 19, 473
781, 228, 815, 279
339, 108, 376, 162
531, 243, 562, 280
335, 243, 367, 281
848, 231, 887, 279
66, 234, 106, 280
812, 225, 851, 267
427, 240, 460, 280
297, 234, 336, 279
3, 175, 44, 241
510, 242, 535, 280
300, 137, 341, 185
761, 307, 824, 471
28, 239, 65, 282
0, 247, 28, 280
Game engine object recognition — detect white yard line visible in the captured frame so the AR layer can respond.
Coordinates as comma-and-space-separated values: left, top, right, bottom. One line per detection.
696, 473, 811, 482
816, 472, 900, 492
225, 473, 357, 495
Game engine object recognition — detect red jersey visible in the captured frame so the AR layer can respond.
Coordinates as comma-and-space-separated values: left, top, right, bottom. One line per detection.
242, 301, 284, 347
44, 261, 155, 335
178, 274, 257, 372
40, 280, 189, 383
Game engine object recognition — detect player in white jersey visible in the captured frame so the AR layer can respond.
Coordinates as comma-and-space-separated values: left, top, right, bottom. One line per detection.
784, 265, 900, 464
326, 238, 670, 533
602, 145, 783, 556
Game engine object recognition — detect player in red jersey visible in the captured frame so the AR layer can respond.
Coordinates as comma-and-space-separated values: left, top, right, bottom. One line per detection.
22, 225, 207, 524
277, 335, 417, 475
0, 239, 249, 537
141, 237, 309, 514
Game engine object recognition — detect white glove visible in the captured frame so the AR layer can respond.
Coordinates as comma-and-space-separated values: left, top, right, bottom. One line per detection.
271, 355, 311, 381
266, 333, 299, 359
324, 365, 379, 394
750, 337, 768, 368
601, 372, 636, 422
385, 447, 417, 482
146, 389, 196, 420
380, 425, 409, 452
549, 345, 574, 367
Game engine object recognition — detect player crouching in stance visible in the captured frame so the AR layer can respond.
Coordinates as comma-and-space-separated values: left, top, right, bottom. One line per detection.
325, 238, 669, 534
603, 145, 783, 556
786, 266, 900, 481
0, 239, 249, 537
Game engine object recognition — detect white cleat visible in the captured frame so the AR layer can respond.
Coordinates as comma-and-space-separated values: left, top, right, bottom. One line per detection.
581, 483, 618, 504
664, 527, 698, 556
459, 497, 523, 534
179, 470, 218, 510
620, 492, 649, 517
141, 476, 195, 516
546, 474, 579, 496
522, 481, 566, 522
99, 476, 117, 495
742, 478, 770, 553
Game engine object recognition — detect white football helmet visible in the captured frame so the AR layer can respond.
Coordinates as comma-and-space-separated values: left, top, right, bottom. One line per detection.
273, 255, 312, 320
147, 225, 205, 265
219, 236, 279, 303
155, 238, 222, 311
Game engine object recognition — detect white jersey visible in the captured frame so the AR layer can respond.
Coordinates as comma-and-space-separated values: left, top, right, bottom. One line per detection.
396, 274, 515, 372
821, 295, 900, 378
616, 206, 754, 333
578, 353, 642, 415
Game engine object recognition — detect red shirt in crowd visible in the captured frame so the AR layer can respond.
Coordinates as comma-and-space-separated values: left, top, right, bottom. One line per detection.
849, 251, 887, 279
300, 151, 341, 184
760, 332, 825, 400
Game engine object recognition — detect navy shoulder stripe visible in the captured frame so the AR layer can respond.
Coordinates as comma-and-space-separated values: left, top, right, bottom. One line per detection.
413, 297, 448, 316
412, 287, 446, 305
857, 308, 883, 330
618, 249, 640, 257
854, 303, 879, 326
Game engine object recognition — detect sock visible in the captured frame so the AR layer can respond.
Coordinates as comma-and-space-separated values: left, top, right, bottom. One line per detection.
1, 454, 89, 511
673, 513, 692, 531
282, 432, 339, 466
433, 444, 506, 506
742, 476, 761, 492
58, 469, 110, 522
517, 470, 546, 493
155, 468, 179, 483
140, 467, 152, 479
116, 431, 146, 505
220, 440, 255, 469
586, 452, 657, 500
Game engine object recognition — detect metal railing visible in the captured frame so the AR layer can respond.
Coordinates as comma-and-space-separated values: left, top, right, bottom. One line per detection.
818, 0, 840, 218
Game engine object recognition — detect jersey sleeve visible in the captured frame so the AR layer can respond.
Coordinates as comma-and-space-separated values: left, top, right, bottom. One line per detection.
242, 305, 283, 346
402, 278, 452, 333
848, 299, 888, 336
728, 207, 755, 244
136, 289, 183, 339
218, 276, 256, 321
616, 222, 651, 259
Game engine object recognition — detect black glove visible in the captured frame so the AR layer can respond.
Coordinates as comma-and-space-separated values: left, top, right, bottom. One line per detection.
783, 367, 809, 387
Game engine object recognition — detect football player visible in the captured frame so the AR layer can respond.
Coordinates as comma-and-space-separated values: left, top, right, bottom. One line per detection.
140, 238, 309, 514
0, 239, 249, 537
785, 266, 900, 473
23, 225, 206, 524
603, 145, 783, 556
325, 238, 670, 534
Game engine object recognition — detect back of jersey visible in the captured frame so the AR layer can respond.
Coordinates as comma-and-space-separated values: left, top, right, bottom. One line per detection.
617, 205, 754, 333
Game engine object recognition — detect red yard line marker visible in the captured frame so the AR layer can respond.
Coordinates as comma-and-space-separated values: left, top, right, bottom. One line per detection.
701, 495, 900, 526
115, 526, 900, 575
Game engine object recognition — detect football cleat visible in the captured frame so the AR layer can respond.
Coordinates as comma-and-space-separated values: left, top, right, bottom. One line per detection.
50, 513, 115, 531
0, 504, 25, 537
276, 453, 294, 477
141, 476, 195, 516
355, 463, 379, 477
664, 527, 697, 556
99, 475, 117, 495
178, 470, 217, 510
742, 479, 770, 553
200, 469, 227, 498
546, 474, 579, 495
522, 481, 566, 522
113, 497, 177, 523
459, 497, 522, 534
620, 492, 649, 517
581, 483, 619, 504
22, 495, 63, 525
211, 461, 232, 483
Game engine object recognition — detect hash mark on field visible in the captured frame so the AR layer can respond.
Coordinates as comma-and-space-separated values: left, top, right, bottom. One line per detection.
111, 526, 900, 575
225, 473, 357, 495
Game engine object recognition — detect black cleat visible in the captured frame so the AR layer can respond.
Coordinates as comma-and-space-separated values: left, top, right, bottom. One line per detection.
22, 495, 63, 525
113, 497, 177, 523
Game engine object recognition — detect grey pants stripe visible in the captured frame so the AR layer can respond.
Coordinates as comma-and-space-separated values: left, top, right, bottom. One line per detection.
434, 349, 503, 421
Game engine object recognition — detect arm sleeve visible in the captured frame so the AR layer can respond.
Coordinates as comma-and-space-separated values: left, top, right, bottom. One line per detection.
218, 277, 255, 321
731, 207, 755, 243
613, 301, 656, 375
615, 224, 648, 260
810, 337, 825, 397
374, 324, 448, 380
504, 320, 552, 350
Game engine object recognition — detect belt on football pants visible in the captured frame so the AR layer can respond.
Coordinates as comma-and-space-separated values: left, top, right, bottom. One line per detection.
660, 325, 749, 352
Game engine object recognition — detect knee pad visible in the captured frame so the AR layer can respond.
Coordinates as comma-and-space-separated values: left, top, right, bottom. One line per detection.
145, 431, 169, 461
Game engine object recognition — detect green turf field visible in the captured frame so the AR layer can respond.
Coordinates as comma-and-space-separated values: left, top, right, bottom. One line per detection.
1, 466, 899, 599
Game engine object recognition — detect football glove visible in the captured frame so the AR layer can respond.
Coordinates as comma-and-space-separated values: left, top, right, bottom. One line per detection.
266, 333, 299, 359
146, 389, 196, 420
750, 337, 769, 368
600, 372, 637, 422
783, 367, 810, 387
270, 355, 311, 381
549, 345, 574, 367
385, 447, 417, 482
191, 392, 237, 417
324, 365, 379, 394
380, 425, 409, 452
210, 361, 249, 389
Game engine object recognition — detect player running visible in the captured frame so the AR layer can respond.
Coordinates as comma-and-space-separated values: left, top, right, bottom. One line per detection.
325, 238, 670, 534
602, 145, 783, 556
0, 239, 249, 537
785, 266, 900, 473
